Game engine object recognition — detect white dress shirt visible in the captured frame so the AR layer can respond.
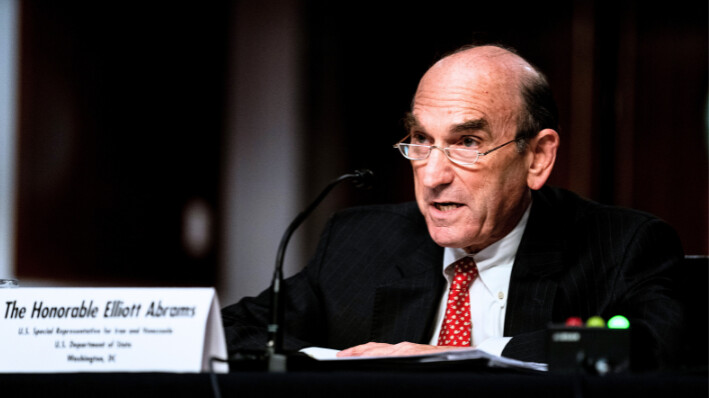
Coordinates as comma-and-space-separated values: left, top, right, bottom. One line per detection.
428, 204, 531, 356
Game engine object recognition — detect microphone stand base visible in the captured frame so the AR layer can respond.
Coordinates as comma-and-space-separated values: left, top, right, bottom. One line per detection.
267, 353, 287, 372
227, 349, 269, 372
226, 349, 289, 372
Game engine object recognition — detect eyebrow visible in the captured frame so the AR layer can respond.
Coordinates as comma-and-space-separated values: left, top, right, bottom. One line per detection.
403, 112, 490, 135
452, 119, 489, 134
403, 112, 420, 131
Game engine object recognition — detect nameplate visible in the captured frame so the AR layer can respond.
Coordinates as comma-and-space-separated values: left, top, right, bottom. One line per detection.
0, 288, 228, 373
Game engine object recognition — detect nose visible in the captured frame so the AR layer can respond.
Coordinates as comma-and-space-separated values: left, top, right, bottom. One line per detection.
420, 147, 454, 189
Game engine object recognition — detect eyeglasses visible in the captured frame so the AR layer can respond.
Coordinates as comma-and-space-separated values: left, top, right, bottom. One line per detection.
393, 136, 519, 166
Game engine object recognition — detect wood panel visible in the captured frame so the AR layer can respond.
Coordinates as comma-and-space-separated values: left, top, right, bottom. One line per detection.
16, 2, 230, 284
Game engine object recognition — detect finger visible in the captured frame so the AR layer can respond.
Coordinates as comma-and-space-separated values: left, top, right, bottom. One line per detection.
336, 342, 388, 357
345, 343, 416, 357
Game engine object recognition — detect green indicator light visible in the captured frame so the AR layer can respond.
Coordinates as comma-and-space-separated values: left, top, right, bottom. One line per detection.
607, 315, 630, 329
586, 316, 605, 327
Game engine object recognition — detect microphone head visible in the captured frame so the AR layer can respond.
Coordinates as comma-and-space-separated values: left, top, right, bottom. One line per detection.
352, 169, 374, 189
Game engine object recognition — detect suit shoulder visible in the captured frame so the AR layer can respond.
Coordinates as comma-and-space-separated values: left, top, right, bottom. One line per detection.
331, 202, 425, 227
534, 186, 682, 254
320, 202, 431, 249
537, 186, 665, 226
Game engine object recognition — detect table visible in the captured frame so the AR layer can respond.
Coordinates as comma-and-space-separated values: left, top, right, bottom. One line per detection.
2, 369, 706, 398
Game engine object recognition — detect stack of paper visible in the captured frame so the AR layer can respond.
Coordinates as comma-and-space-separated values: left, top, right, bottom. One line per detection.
299, 347, 547, 372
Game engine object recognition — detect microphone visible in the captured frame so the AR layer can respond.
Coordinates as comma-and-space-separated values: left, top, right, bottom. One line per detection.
351, 168, 374, 190
267, 169, 374, 371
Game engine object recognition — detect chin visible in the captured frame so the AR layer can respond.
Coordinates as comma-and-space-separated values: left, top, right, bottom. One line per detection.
427, 227, 468, 249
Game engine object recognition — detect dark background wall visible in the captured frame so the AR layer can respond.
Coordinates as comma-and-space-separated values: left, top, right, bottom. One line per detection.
16, 2, 230, 285
299, 0, 708, 258
13, 1, 707, 295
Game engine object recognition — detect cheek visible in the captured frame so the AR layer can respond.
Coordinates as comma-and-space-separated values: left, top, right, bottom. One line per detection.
460, 160, 527, 209
412, 165, 427, 194
412, 168, 427, 210
457, 170, 493, 204
412, 168, 421, 194
499, 159, 530, 189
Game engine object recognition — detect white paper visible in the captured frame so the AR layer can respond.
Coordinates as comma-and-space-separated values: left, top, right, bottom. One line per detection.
299, 346, 547, 372
0, 288, 228, 373
299, 346, 341, 360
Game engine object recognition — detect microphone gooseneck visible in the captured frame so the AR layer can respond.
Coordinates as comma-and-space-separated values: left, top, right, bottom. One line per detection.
351, 168, 374, 190
267, 169, 374, 370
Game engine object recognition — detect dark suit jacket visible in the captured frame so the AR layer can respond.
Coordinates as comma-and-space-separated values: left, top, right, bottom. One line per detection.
222, 186, 684, 370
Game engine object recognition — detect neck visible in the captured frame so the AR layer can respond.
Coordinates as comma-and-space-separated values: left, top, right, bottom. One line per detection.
463, 191, 532, 254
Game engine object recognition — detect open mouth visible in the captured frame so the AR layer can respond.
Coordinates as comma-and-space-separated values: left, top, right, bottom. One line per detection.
434, 202, 462, 212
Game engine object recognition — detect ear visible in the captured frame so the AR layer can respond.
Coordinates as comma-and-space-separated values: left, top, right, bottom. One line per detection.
526, 129, 559, 190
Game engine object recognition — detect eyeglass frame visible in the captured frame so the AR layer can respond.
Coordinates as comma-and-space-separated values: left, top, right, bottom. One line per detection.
392, 135, 521, 166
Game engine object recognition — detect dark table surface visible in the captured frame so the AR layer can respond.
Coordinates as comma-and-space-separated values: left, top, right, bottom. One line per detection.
2, 368, 706, 398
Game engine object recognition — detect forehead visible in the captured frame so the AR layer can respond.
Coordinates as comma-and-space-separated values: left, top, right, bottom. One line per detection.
411, 51, 524, 133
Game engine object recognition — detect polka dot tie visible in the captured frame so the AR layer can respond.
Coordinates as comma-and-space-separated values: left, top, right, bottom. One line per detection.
437, 257, 478, 346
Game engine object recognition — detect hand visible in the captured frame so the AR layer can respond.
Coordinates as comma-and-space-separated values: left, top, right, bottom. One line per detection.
336, 342, 471, 358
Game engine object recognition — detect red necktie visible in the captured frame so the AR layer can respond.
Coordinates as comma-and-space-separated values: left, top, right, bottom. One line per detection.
437, 257, 478, 346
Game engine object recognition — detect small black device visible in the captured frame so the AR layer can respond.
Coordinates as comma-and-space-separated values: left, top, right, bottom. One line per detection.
547, 323, 630, 374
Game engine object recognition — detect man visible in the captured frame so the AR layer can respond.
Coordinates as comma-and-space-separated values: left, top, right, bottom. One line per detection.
222, 44, 683, 369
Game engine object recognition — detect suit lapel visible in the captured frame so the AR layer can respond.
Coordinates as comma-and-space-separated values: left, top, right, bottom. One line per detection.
365, 188, 569, 342
504, 188, 566, 336
370, 236, 445, 344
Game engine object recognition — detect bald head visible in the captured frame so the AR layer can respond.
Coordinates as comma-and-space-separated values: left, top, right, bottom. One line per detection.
413, 45, 557, 147
422, 45, 538, 87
